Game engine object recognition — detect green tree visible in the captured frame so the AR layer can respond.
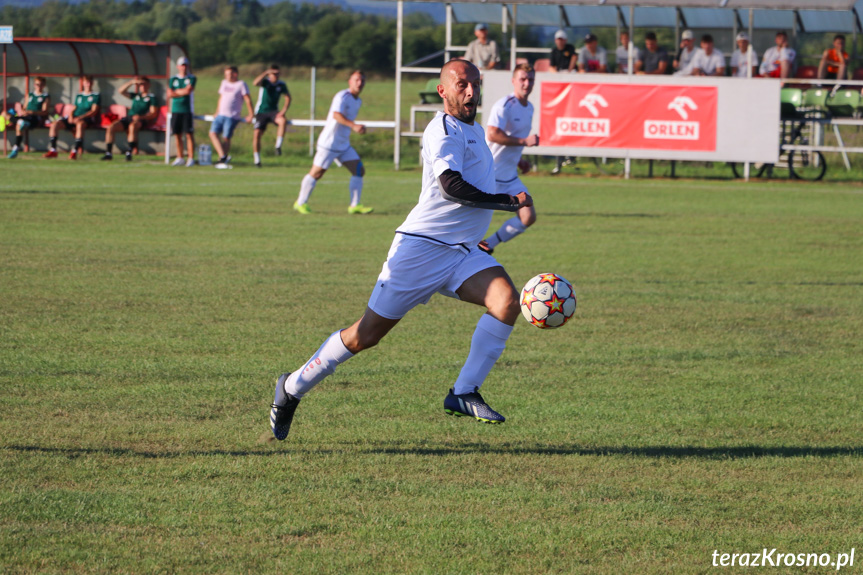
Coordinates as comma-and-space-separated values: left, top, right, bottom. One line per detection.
332, 19, 395, 72
53, 13, 115, 39
302, 12, 355, 67
187, 20, 232, 67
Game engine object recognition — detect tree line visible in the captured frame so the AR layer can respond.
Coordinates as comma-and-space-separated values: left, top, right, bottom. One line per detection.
1, 0, 536, 73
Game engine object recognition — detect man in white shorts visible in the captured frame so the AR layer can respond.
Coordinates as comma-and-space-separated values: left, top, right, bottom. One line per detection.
269, 60, 533, 440
293, 69, 372, 215
480, 63, 539, 254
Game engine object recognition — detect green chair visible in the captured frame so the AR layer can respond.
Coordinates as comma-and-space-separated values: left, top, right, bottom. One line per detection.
780, 88, 803, 118
825, 89, 861, 117
419, 78, 442, 104
801, 88, 829, 110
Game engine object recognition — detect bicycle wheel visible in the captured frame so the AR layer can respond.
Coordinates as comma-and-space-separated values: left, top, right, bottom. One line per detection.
729, 162, 770, 179
788, 150, 827, 181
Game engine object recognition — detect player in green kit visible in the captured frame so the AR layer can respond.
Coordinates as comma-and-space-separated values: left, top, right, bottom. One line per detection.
167, 57, 197, 167
44, 75, 100, 160
251, 65, 291, 167
7, 76, 50, 159
101, 77, 159, 161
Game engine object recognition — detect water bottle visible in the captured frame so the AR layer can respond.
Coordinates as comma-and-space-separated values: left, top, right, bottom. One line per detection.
198, 144, 212, 166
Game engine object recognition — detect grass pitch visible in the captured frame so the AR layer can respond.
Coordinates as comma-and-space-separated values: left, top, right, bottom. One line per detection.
1, 159, 862, 574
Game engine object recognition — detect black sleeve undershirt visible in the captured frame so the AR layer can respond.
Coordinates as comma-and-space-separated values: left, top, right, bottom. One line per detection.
437, 169, 520, 212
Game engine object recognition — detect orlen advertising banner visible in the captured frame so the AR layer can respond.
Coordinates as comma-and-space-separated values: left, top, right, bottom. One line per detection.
540, 82, 718, 152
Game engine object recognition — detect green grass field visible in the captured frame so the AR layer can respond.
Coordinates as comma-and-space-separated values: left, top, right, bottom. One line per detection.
1, 159, 862, 574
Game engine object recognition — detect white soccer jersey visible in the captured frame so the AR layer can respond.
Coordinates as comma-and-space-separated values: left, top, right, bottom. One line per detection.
316, 89, 361, 152
730, 49, 759, 77
397, 112, 497, 248
486, 94, 534, 184
688, 49, 725, 75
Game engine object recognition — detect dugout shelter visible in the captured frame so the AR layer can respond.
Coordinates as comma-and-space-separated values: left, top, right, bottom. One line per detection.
2, 38, 187, 154
391, 0, 863, 173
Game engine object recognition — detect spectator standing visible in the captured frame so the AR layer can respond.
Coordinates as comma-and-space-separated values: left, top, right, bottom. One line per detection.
293, 70, 372, 215
210, 66, 253, 169
464, 23, 500, 71
168, 56, 197, 167
818, 35, 849, 80
730, 33, 759, 78
615, 31, 640, 74
760, 31, 796, 79
252, 65, 291, 168
44, 75, 100, 160
684, 35, 726, 77
550, 30, 576, 73
636, 32, 668, 75
577, 34, 608, 73
673, 30, 696, 74
7, 76, 50, 159
101, 77, 158, 161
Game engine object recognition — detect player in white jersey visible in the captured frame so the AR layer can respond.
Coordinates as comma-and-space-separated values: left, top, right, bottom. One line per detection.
480, 63, 540, 254
294, 69, 372, 215
269, 60, 533, 440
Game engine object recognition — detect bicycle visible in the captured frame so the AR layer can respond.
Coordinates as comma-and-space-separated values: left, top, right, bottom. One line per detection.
730, 117, 827, 181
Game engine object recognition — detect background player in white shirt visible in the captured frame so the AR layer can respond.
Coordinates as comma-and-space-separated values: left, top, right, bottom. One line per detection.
730, 33, 759, 78
481, 63, 539, 254
685, 34, 725, 77
294, 70, 372, 215
269, 60, 533, 440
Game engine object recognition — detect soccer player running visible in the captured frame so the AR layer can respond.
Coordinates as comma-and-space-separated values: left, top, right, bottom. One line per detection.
44, 75, 100, 160
293, 69, 372, 215
102, 77, 158, 161
251, 65, 291, 167
270, 60, 533, 440
7, 76, 50, 159
479, 63, 539, 254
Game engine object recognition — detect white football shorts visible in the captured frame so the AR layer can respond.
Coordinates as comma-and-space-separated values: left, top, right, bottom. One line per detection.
367, 234, 501, 320
494, 174, 527, 196
313, 145, 360, 170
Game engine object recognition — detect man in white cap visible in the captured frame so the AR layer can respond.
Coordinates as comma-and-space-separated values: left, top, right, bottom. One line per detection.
167, 56, 197, 167
464, 23, 500, 71
550, 30, 576, 73
673, 30, 696, 74
730, 32, 759, 78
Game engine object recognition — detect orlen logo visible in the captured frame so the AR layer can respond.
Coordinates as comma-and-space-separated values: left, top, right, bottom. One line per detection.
644, 96, 700, 141
555, 92, 610, 137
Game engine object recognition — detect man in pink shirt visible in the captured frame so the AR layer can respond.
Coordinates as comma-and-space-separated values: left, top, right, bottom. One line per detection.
209, 65, 254, 169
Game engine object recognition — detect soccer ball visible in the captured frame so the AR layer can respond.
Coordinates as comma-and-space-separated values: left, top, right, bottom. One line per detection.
518, 157, 532, 174
520, 273, 577, 329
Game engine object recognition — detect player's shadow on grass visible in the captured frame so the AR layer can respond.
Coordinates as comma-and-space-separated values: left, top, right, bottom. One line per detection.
7, 444, 863, 460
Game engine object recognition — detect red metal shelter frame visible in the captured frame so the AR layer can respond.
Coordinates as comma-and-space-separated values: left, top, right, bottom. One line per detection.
2, 37, 187, 154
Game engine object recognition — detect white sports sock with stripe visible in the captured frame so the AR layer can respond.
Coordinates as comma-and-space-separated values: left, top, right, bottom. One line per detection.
486, 216, 527, 249
297, 174, 317, 206
284, 331, 354, 399
349, 176, 363, 207
453, 314, 513, 395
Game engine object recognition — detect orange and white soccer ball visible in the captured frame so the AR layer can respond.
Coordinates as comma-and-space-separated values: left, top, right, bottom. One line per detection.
520, 273, 577, 329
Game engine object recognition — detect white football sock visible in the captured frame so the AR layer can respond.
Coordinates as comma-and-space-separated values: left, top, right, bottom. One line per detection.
284, 331, 354, 399
254, 152, 260, 164
297, 174, 317, 205
453, 314, 513, 395
275, 137, 283, 148
486, 217, 527, 249
349, 175, 363, 207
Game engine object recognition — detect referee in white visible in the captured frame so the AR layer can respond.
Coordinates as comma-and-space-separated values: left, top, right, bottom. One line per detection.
294, 69, 373, 215
270, 60, 533, 439
480, 63, 539, 254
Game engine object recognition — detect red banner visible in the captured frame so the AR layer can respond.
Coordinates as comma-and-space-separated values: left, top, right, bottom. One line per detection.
540, 83, 718, 151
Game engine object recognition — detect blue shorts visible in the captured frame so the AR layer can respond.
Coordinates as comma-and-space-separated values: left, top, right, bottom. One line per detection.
210, 115, 240, 139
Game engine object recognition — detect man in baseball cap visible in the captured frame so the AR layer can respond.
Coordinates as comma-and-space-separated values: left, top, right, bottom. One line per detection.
551, 30, 576, 73
578, 33, 608, 74
731, 32, 759, 78
464, 23, 500, 70
673, 29, 696, 74
167, 56, 197, 166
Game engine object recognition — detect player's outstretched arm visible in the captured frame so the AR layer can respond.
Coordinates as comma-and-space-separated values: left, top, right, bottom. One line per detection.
487, 125, 538, 147
437, 169, 524, 211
